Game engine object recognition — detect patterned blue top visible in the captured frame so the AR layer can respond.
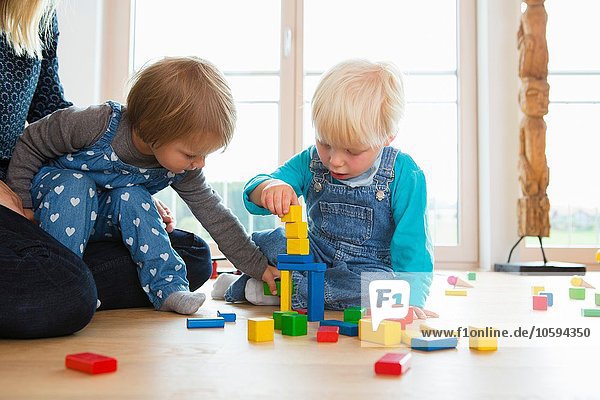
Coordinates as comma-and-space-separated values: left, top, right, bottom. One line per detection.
0, 14, 71, 179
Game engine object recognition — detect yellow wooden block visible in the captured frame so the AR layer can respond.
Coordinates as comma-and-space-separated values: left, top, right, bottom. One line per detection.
285, 222, 308, 239
247, 318, 274, 342
280, 270, 292, 311
281, 205, 303, 223
401, 329, 422, 346
532, 286, 545, 295
468, 326, 498, 351
287, 238, 310, 255
445, 289, 467, 296
358, 318, 402, 346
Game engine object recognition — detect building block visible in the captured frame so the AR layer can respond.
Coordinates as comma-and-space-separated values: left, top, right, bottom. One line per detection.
411, 336, 458, 351
280, 270, 292, 311
448, 275, 473, 288
247, 318, 274, 342
277, 254, 314, 264
281, 205, 303, 222
281, 313, 308, 336
278, 262, 326, 272
294, 308, 308, 315
401, 329, 422, 346
533, 295, 548, 310
359, 318, 402, 346
596, 249, 600, 263
539, 292, 553, 307
263, 280, 281, 296
307, 271, 325, 322
468, 326, 498, 351
65, 352, 117, 374
374, 352, 411, 376
320, 320, 359, 336
596, 293, 600, 306
272, 311, 298, 330
187, 317, 225, 329
285, 222, 308, 239
344, 306, 367, 323
384, 318, 407, 330
420, 323, 459, 338
581, 308, 600, 317
317, 326, 339, 342
287, 238, 310, 255
569, 287, 586, 300
445, 289, 467, 296
532, 286, 545, 295
571, 276, 595, 289
217, 311, 236, 322
467, 272, 476, 280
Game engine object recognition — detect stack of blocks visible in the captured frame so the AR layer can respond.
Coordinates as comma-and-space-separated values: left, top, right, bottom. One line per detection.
278, 205, 325, 322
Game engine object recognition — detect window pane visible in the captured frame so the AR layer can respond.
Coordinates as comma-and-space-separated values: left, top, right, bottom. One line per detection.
548, 75, 600, 102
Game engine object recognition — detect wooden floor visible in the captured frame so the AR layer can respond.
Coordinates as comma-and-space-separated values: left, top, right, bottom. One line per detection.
1, 271, 599, 399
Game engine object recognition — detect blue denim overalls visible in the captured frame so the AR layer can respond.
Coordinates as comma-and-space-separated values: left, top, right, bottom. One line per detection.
226, 146, 398, 310
31, 102, 189, 309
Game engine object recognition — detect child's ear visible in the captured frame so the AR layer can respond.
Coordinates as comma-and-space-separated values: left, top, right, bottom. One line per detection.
385, 134, 397, 146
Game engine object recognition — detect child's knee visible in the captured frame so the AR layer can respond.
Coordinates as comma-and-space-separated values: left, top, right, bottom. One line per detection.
110, 186, 153, 211
33, 170, 97, 208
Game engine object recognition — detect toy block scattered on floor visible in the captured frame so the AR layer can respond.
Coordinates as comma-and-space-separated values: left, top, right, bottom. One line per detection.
411, 336, 458, 351
285, 222, 308, 239
569, 287, 586, 300
532, 286, 545, 295
581, 309, 600, 317
384, 318, 406, 330
571, 276, 595, 289
187, 317, 225, 329
419, 323, 460, 340
65, 352, 117, 375
596, 293, 600, 306
217, 311, 236, 322
263, 280, 281, 296
468, 326, 498, 351
359, 318, 402, 346
533, 295, 548, 311
281, 313, 308, 336
272, 311, 298, 330
294, 308, 307, 315
448, 275, 473, 288
445, 289, 467, 296
344, 306, 367, 323
277, 254, 314, 264
320, 320, 359, 336
247, 318, 274, 342
467, 272, 476, 280
280, 270, 292, 311
401, 329, 422, 346
280, 205, 302, 222
287, 238, 310, 255
317, 326, 339, 342
539, 292, 553, 307
374, 352, 411, 376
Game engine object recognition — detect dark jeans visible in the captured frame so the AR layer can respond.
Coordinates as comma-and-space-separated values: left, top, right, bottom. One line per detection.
0, 205, 212, 339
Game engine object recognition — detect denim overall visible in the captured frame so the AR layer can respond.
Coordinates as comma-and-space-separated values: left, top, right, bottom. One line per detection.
30, 102, 189, 309
226, 146, 398, 310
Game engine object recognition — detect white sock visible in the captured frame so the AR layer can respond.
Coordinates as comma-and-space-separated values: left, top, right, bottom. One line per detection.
245, 278, 281, 306
159, 291, 206, 315
211, 273, 241, 299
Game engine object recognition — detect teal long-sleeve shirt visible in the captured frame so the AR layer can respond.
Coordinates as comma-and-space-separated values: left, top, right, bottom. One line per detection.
243, 146, 434, 307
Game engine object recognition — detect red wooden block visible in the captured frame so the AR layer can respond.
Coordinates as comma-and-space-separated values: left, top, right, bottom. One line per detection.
65, 352, 117, 374
294, 308, 308, 315
374, 352, 411, 376
317, 326, 339, 342
533, 295, 548, 311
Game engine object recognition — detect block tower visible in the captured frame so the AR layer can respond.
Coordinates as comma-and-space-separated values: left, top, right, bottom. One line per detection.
278, 205, 325, 322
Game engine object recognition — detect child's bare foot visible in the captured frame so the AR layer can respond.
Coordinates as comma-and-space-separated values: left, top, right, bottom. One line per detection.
159, 291, 206, 315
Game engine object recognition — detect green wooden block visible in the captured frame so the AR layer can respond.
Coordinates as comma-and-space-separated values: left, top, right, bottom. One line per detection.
569, 287, 586, 300
263, 280, 281, 296
467, 272, 476, 281
581, 308, 600, 317
596, 293, 600, 306
272, 311, 298, 330
281, 313, 307, 336
343, 306, 366, 323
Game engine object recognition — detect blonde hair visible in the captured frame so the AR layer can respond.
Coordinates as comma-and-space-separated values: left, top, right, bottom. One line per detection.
127, 56, 236, 151
312, 59, 405, 148
0, 0, 57, 59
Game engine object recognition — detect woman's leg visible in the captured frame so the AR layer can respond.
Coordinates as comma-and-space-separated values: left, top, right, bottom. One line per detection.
0, 205, 97, 339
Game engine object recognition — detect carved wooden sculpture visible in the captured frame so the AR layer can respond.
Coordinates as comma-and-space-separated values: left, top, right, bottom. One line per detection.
517, 0, 550, 237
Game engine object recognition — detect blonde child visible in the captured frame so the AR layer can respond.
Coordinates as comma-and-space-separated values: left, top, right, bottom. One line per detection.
7, 56, 278, 315
213, 59, 436, 319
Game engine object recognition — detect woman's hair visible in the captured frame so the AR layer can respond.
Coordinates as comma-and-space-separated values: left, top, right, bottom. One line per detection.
312, 59, 405, 149
0, 0, 57, 59
127, 56, 236, 151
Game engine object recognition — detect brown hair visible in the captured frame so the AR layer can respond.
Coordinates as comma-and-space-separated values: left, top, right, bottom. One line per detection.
0, 0, 57, 58
127, 56, 236, 151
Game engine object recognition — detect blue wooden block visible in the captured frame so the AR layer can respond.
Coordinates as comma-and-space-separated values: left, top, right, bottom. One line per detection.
277, 254, 314, 264
307, 271, 325, 322
217, 311, 237, 322
539, 292, 553, 307
278, 262, 326, 272
411, 337, 458, 351
186, 317, 225, 329
320, 320, 359, 336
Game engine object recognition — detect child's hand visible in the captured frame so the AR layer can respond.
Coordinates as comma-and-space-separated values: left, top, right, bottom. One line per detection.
260, 179, 299, 218
411, 306, 439, 319
262, 265, 281, 295
153, 197, 176, 233
0, 180, 26, 218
